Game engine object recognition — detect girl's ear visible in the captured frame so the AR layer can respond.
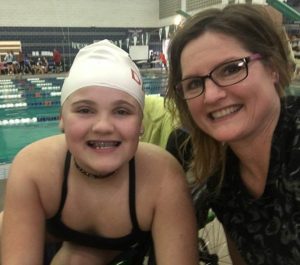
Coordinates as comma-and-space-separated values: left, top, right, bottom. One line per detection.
140, 124, 144, 136
59, 117, 64, 133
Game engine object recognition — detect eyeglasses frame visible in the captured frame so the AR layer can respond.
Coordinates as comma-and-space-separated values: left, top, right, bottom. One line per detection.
175, 53, 262, 100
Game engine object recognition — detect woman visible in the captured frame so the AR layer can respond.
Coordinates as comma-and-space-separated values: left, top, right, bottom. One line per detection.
166, 4, 300, 265
1, 40, 199, 265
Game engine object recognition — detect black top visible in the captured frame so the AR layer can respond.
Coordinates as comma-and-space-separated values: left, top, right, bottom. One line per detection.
209, 96, 300, 265
46, 151, 152, 264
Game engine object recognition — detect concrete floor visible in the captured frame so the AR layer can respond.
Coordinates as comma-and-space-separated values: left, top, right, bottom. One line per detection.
0, 180, 6, 210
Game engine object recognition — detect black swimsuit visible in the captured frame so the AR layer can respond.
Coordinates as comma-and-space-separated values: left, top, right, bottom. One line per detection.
46, 151, 152, 264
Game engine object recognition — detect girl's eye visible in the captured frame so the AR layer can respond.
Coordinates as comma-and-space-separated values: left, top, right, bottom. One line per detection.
76, 107, 93, 114
116, 108, 131, 115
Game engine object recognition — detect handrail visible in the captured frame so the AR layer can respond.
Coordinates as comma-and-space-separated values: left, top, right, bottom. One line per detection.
266, 0, 300, 21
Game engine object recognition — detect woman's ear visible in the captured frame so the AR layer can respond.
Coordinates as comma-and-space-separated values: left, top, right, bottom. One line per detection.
272, 71, 279, 84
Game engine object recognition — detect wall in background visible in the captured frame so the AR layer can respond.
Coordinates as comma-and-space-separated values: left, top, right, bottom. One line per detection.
0, 1, 164, 68
0, 0, 159, 28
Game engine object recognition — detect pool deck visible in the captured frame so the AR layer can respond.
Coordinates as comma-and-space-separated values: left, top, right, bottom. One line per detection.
0, 68, 167, 81
0, 180, 6, 210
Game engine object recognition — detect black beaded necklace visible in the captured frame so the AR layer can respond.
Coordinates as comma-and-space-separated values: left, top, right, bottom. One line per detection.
74, 160, 116, 179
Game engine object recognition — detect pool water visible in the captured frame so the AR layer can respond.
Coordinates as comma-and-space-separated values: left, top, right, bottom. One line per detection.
0, 121, 60, 163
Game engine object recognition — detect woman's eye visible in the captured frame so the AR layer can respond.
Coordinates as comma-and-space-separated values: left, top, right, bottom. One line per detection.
187, 78, 202, 91
220, 62, 244, 76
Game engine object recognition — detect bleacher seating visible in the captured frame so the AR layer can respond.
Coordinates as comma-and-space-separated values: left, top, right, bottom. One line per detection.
0, 41, 22, 58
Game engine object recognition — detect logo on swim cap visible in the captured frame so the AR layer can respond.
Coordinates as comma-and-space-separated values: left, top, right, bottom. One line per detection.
131, 68, 141, 86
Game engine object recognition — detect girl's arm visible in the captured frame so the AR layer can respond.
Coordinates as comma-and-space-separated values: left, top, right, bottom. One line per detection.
151, 154, 199, 265
1, 147, 47, 264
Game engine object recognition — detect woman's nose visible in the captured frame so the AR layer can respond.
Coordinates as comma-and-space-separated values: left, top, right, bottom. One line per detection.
203, 78, 226, 104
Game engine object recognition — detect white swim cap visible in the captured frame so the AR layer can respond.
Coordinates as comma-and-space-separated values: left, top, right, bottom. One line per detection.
60, 40, 144, 109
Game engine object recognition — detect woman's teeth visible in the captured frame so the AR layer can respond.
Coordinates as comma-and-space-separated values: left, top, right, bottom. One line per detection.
211, 105, 242, 119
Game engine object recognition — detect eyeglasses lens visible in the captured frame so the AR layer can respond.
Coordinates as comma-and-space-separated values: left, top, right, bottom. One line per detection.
212, 60, 247, 86
180, 78, 204, 99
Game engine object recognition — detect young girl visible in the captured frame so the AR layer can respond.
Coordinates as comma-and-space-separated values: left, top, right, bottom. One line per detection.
1, 40, 199, 265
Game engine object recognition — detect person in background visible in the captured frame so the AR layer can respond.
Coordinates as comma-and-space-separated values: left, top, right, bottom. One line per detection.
141, 95, 193, 177
165, 128, 192, 175
4, 50, 14, 75
0, 57, 7, 75
42, 56, 49, 74
159, 52, 168, 71
166, 4, 300, 265
24, 55, 34, 75
35, 57, 44, 74
1, 40, 198, 265
17, 50, 25, 75
148, 51, 154, 68
53, 48, 62, 73
291, 35, 300, 79
29, 56, 38, 75
140, 94, 176, 149
36, 57, 49, 75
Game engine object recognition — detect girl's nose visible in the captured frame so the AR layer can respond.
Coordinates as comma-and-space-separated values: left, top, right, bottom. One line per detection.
91, 115, 114, 133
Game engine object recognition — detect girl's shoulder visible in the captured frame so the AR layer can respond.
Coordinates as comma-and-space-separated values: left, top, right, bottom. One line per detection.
19, 133, 65, 153
136, 142, 185, 177
7, 135, 67, 219
11, 134, 67, 173
137, 141, 177, 161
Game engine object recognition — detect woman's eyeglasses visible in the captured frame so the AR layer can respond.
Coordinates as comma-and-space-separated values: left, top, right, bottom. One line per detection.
175, 53, 262, 100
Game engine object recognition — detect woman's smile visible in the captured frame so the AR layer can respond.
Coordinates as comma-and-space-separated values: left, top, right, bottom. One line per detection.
209, 104, 243, 120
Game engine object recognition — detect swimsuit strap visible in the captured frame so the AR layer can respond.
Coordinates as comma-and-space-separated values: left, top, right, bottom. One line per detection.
129, 158, 140, 231
55, 150, 71, 217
